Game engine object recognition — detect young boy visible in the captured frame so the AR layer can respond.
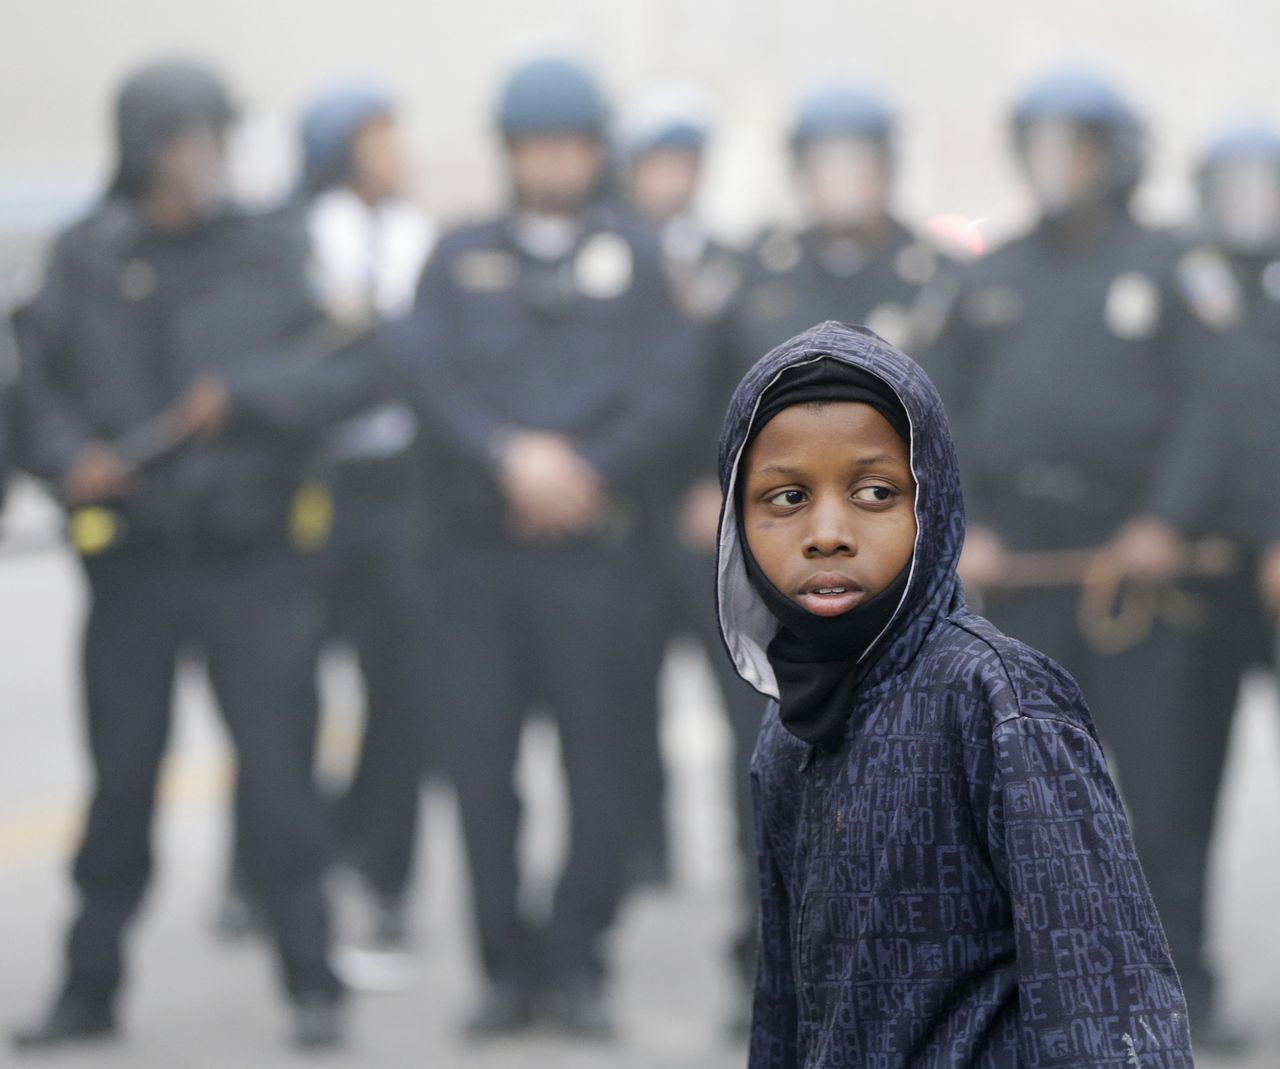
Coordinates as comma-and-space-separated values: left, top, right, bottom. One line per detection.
717, 320, 1194, 1067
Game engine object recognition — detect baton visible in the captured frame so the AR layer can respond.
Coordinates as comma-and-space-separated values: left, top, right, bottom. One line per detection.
987, 536, 1237, 591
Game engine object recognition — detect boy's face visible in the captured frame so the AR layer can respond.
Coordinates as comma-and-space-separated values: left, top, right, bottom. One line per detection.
741, 401, 916, 618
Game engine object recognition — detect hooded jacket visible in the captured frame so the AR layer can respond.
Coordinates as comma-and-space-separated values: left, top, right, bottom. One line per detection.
717, 321, 1193, 1068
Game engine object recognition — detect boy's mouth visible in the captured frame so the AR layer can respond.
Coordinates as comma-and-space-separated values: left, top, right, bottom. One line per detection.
795, 574, 866, 617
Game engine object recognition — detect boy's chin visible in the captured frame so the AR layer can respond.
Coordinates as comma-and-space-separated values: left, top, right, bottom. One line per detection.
795, 589, 868, 617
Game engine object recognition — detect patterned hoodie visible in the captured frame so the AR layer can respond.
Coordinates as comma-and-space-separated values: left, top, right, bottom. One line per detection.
717, 321, 1194, 1068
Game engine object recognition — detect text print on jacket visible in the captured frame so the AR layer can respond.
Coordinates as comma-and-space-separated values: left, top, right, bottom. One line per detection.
717, 320, 1193, 1068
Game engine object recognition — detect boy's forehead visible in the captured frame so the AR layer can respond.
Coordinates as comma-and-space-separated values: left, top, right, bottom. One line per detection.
747, 401, 909, 462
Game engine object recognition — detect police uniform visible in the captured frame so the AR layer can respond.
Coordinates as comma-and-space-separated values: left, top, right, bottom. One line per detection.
391, 191, 701, 1025
725, 220, 949, 377
0, 318, 13, 511
10, 61, 371, 1048
611, 87, 748, 896
299, 83, 435, 935
1180, 122, 1280, 578
926, 69, 1240, 1035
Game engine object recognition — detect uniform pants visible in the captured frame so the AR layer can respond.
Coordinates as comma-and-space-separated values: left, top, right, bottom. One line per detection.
614, 533, 670, 883
418, 539, 638, 990
322, 492, 428, 900
65, 548, 339, 1005
667, 539, 767, 981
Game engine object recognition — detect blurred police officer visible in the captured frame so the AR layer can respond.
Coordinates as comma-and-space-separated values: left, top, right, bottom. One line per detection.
1184, 123, 1280, 659
617, 83, 742, 323
723, 82, 952, 376
611, 83, 740, 893
931, 67, 1241, 1052
0, 308, 14, 514
387, 56, 700, 1040
1194, 126, 1280, 649
302, 80, 434, 951
615, 81, 766, 1027
218, 81, 435, 953
9, 58, 372, 1050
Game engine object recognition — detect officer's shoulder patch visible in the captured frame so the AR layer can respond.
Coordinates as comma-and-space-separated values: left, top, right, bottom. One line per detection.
756, 229, 802, 274
574, 231, 633, 300
451, 247, 519, 293
1104, 271, 1161, 341
1176, 247, 1242, 330
893, 240, 939, 286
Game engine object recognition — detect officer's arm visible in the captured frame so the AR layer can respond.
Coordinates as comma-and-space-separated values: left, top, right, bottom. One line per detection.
210, 226, 388, 437
1136, 269, 1233, 529
219, 315, 386, 438
10, 248, 96, 484
1140, 327, 1243, 534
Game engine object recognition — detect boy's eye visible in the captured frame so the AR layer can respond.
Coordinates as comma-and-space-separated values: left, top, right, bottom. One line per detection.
853, 485, 895, 504
767, 489, 808, 508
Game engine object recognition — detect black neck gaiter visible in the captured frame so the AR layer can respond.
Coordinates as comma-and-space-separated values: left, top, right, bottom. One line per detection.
737, 355, 914, 749
742, 538, 911, 748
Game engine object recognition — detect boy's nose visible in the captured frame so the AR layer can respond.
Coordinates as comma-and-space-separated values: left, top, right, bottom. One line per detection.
803, 497, 857, 558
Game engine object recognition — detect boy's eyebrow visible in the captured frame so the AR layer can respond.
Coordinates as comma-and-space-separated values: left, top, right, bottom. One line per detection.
752, 454, 907, 476
854, 453, 907, 467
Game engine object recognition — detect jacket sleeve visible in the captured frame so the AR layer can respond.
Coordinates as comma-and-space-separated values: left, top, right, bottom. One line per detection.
1144, 327, 1280, 547
748, 765, 800, 1069
222, 320, 386, 438
987, 711, 1194, 1068
1137, 275, 1227, 528
11, 244, 95, 483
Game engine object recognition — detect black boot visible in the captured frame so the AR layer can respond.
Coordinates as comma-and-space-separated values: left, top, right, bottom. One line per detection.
368, 892, 410, 951
463, 980, 534, 1040
545, 979, 616, 1041
291, 992, 345, 1051
212, 882, 263, 943
11, 991, 117, 1050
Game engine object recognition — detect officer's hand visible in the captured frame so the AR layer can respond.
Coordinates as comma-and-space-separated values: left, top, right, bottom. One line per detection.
500, 431, 604, 539
679, 478, 723, 553
64, 443, 134, 506
957, 526, 1010, 591
1105, 516, 1188, 586
1259, 543, 1280, 619
168, 375, 230, 441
